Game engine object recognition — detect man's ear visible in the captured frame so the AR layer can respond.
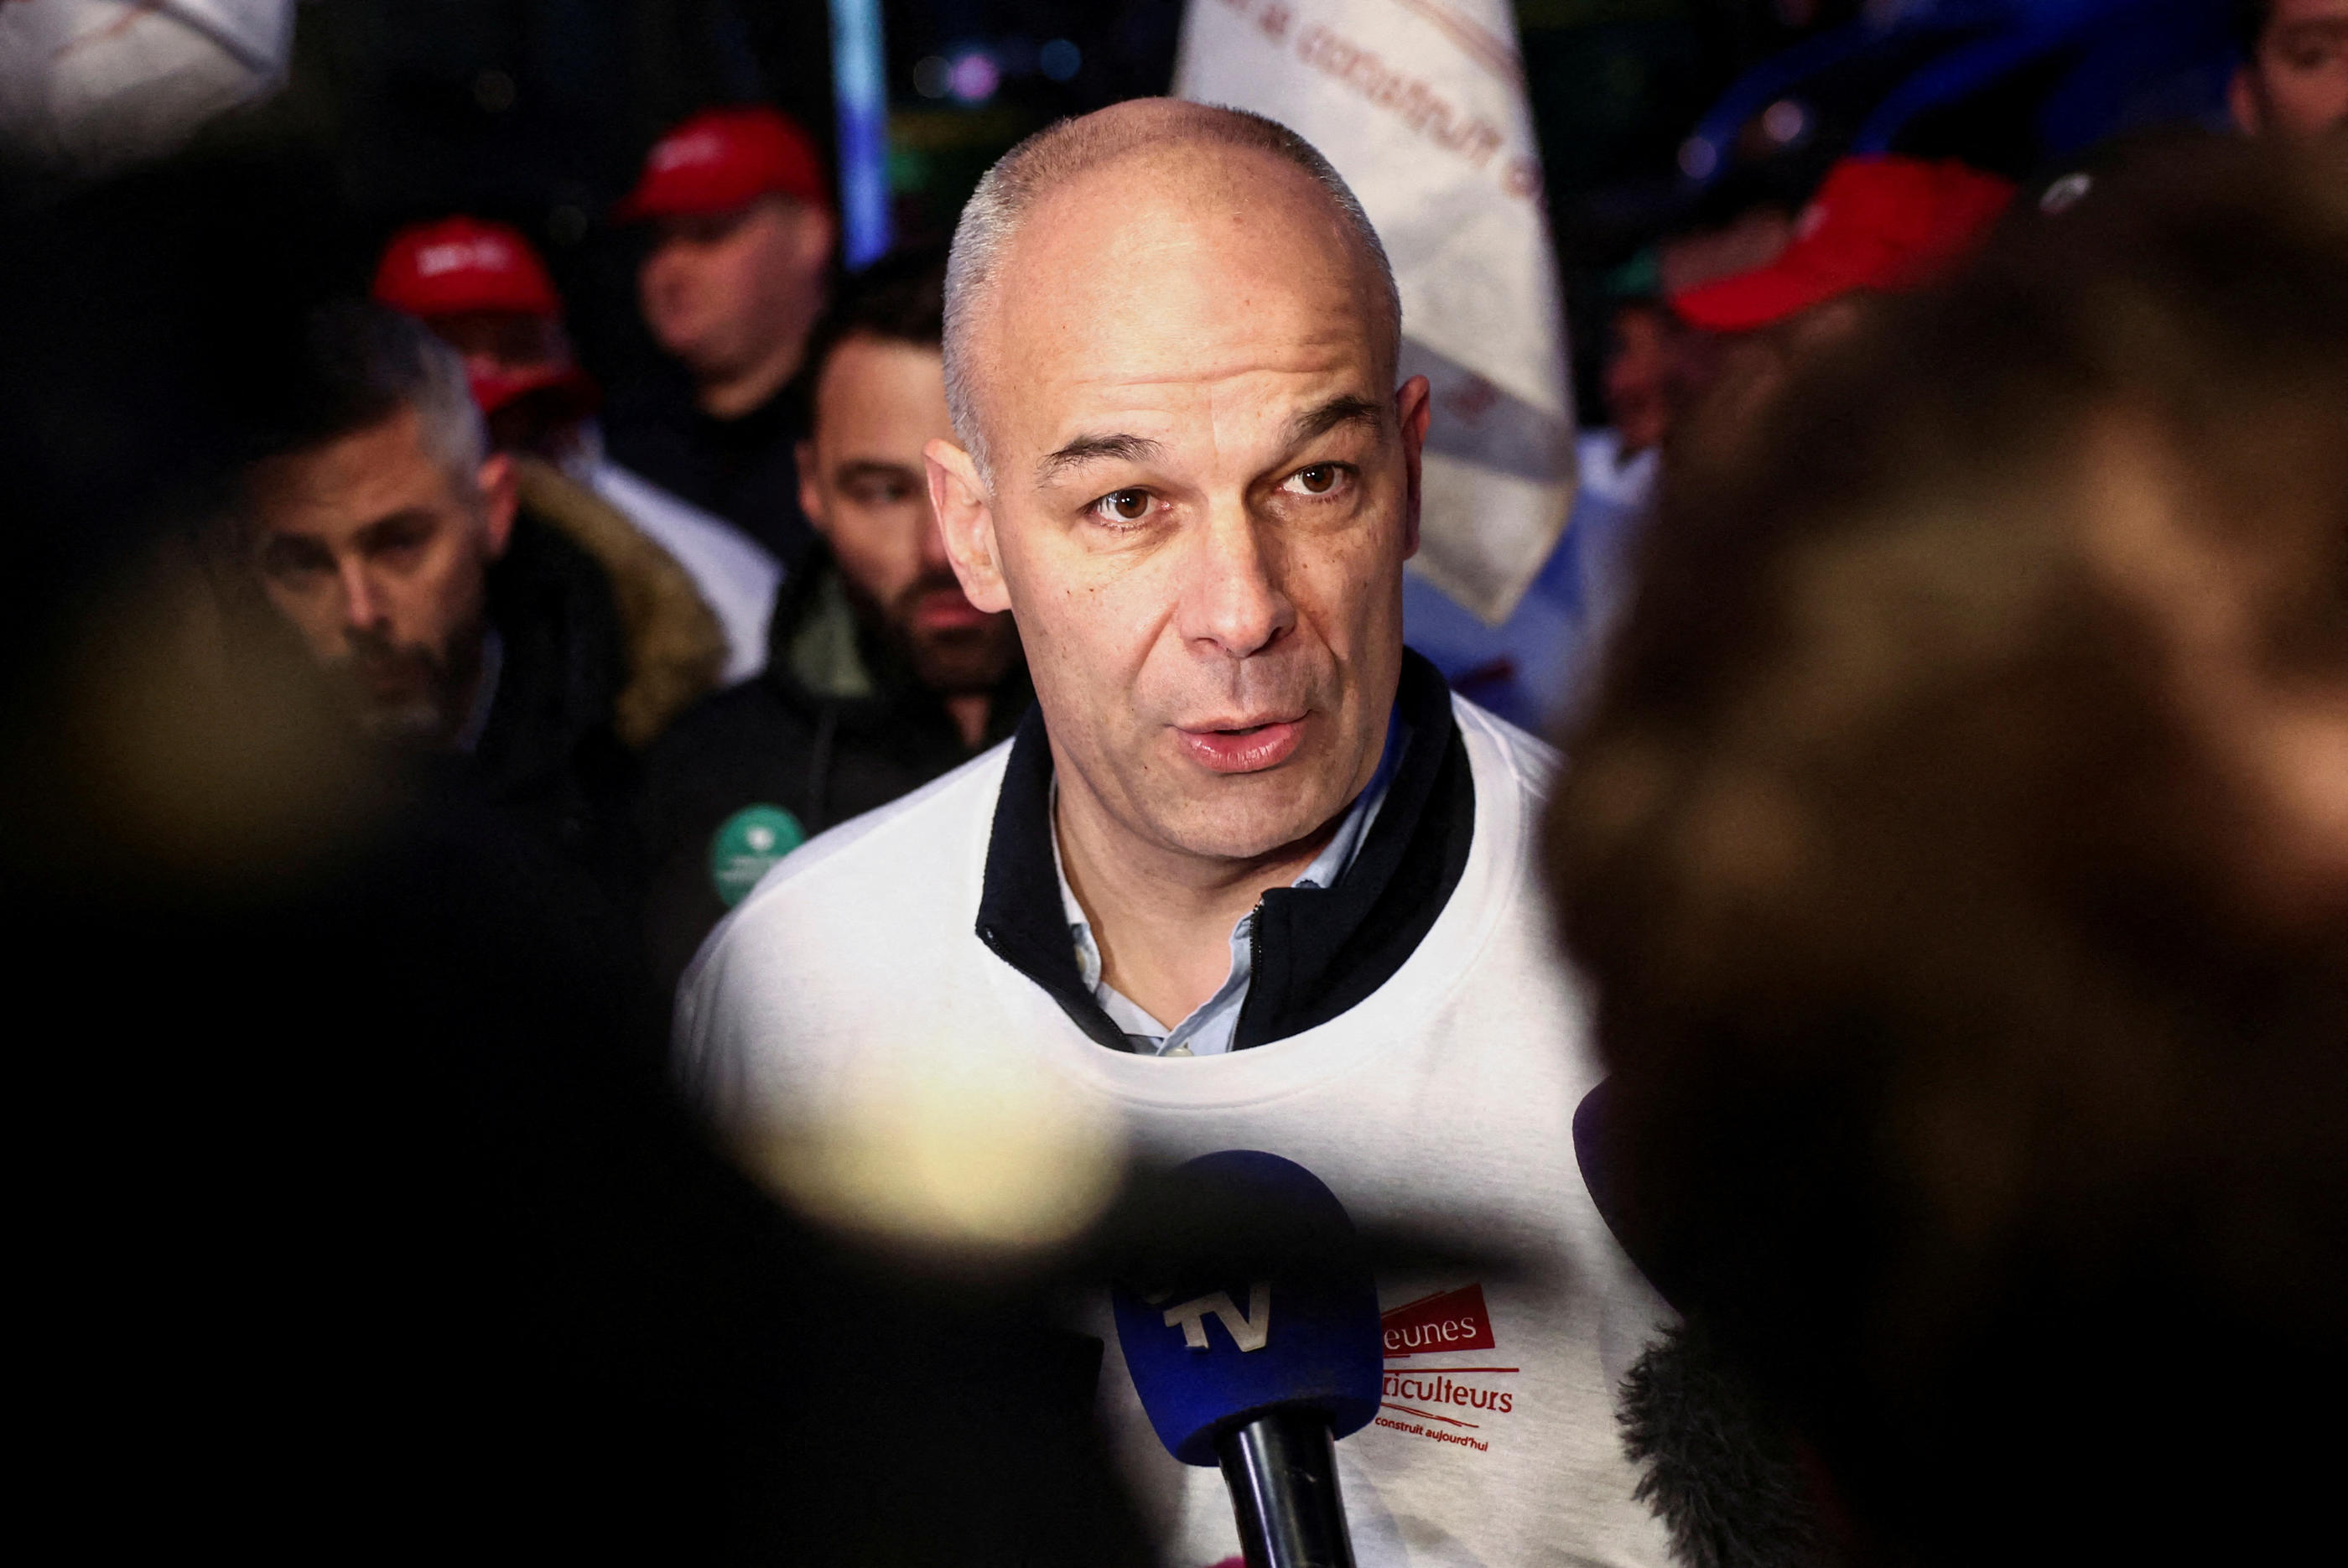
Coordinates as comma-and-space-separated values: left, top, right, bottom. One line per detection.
796, 438, 832, 540
1395, 374, 1431, 561
925, 438, 1010, 613
2229, 64, 2265, 136
478, 453, 517, 560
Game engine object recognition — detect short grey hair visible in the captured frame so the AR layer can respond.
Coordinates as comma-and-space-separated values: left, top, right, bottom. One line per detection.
942, 99, 1400, 482
278, 300, 488, 500
406, 328, 490, 495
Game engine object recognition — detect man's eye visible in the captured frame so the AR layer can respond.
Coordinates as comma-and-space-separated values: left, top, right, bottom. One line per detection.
1091, 489, 1154, 525
368, 527, 432, 564
1284, 464, 1348, 497
260, 538, 334, 580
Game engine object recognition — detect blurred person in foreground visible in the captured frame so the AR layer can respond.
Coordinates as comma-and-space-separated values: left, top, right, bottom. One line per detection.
374, 215, 782, 686
638, 247, 1027, 992
238, 303, 691, 890
2231, 0, 2348, 139
1551, 135, 2348, 1567
678, 99, 1675, 1568
604, 106, 834, 572
4, 152, 1150, 1563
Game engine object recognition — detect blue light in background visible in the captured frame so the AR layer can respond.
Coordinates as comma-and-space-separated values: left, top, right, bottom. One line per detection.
828, 0, 891, 269
1040, 38, 1082, 82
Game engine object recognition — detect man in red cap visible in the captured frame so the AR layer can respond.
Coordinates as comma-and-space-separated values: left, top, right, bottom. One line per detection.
375, 214, 782, 686
602, 106, 836, 573
1665, 154, 2015, 444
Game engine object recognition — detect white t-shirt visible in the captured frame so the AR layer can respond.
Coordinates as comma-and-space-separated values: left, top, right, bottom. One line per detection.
678, 697, 1674, 1568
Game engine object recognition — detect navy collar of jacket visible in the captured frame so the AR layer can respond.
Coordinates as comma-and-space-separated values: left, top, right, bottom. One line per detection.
975, 648, 1475, 1053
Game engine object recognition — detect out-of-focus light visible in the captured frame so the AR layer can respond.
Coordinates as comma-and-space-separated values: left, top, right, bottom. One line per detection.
1040, 38, 1082, 81
742, 1052, 1127, 1263
2040, 170, 2093, 215
472, 69, 516, 113
830, 0, 891, 269
1762, 97, 1808, 146
949, 51, 1000, 104
912, 55, 951, 98
1679, 137, 1718, 179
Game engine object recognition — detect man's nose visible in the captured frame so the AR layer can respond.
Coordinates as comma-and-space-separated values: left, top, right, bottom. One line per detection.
1177, 501, 1295, 660
337, 556, 385, 635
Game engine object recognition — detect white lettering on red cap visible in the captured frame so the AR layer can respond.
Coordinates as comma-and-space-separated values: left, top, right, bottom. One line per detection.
651, 129, 725, 174
417, 238, 514, 278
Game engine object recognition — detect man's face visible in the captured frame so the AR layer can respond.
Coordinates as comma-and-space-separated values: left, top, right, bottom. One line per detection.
928, 148, 1427, 864
423, 309, 567, 384
798, 334, 1018, 694
246, 405, 515, 743
2233, 0, 2348, 139
639, 196, 833, 384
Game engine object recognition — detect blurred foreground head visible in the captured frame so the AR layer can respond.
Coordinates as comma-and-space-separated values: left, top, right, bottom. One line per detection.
1550, 136, 2348, 1565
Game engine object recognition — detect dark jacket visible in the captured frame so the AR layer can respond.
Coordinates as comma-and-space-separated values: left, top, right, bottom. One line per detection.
460, 470, 732, 908
456, 513, 639, 897
602, 363, 816, 572
636, 547, 1033, 992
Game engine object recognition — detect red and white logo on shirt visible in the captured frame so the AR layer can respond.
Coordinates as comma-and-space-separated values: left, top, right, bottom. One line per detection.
1374, 1284, 1517, 1455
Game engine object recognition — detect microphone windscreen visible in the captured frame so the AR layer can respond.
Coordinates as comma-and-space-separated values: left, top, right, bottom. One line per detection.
1110, 1150, 1383, 1466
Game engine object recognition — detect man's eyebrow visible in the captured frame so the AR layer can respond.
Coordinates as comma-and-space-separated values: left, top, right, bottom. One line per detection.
1286, 394, 1384, 448
1034, 432, 1166, 487
355, 507, 439, 548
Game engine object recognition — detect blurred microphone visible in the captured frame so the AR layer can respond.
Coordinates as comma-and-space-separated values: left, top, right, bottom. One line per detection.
1110, 1151, 1383, 1568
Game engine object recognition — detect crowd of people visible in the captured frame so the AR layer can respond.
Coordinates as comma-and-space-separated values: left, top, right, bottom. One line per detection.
3, 0, 2344, 1562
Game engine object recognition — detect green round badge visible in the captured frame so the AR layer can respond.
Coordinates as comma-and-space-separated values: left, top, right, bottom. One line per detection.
709, 804, 807, 907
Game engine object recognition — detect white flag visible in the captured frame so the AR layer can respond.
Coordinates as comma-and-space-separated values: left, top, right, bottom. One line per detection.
0, 0, 294, 178
1176, 0, 1575, 625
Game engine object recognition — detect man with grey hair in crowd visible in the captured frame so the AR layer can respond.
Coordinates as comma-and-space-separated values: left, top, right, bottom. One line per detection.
242, 302, 692, 890
678, 101, 1673, 1565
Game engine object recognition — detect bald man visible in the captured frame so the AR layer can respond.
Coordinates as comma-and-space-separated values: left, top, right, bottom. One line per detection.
677, 102, 1672, 1567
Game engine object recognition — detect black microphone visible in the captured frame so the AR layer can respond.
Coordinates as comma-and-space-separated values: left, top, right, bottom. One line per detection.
1110, 1150, 1384, 1568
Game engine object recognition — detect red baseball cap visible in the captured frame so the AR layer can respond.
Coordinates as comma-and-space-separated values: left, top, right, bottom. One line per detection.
1670, 156, 2016, 334
372, 215, 564, 320
615, 105, 828, 223
371, 217, 597, 419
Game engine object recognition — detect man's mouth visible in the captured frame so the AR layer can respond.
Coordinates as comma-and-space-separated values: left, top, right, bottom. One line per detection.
1175, 716, 1307, 775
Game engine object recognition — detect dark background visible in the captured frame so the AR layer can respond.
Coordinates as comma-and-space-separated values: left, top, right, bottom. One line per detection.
186, 1, 1883, 426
